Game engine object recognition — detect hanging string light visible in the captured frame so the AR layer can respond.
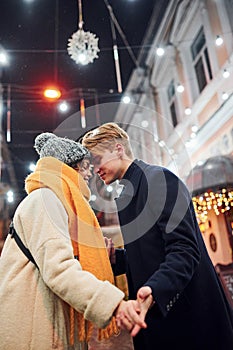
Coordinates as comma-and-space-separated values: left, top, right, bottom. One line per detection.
67, 0, 99, 65
192, 188, 233, 224
107, 3, 122, 93
103, 0, 139, 93
6, 85, 11, 143
80, 98, 86, 128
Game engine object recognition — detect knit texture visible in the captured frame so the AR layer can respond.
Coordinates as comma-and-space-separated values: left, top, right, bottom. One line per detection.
34, 132, 89, 166
25, 157, 119, 343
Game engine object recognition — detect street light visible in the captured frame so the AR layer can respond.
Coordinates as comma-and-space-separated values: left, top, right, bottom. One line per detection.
6, 190, 14, 203
0, 52, 8, 66
156, 47, 165, 56
29, 162, 36, 172
122, 95, 131, 104
0, 46, 9, 67
43, 87, 61, 100
58, 101, 69, 112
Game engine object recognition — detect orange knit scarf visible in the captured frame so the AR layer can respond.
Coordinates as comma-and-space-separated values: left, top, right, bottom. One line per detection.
25, 157, 119, 344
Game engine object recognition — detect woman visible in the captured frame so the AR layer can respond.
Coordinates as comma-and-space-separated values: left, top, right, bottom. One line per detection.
0, 132, 148, 350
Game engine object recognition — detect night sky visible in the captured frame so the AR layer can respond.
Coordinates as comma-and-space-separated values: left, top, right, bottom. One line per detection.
0, 0, 157, 208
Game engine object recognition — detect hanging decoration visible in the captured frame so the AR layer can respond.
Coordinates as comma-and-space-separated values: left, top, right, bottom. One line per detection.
67, 0, 99, 65
80, 98, 86, 128
104, 0, 139, 93
6, 84, 11, 143
109, 7, 122, 93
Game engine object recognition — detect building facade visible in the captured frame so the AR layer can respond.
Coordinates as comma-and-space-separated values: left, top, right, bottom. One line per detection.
115, 0, 233, 265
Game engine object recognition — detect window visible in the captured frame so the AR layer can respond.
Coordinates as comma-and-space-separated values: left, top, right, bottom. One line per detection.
167, 80, 178, 127
224, 0, 233, 31
191, 27, 213, 93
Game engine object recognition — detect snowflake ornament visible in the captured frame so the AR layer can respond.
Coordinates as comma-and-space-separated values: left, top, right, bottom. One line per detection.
67, 0, 100, 65
67, 28, 100, 65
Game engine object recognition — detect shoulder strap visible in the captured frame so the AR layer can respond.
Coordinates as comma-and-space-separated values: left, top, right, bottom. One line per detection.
8, 222, 38, 269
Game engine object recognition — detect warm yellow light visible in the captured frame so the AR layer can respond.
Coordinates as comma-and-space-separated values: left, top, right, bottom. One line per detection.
44, 87, 61, 99
192, 189, 233, 225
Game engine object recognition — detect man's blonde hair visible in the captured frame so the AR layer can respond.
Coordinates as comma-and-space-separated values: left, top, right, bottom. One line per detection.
82, 122, 134, 159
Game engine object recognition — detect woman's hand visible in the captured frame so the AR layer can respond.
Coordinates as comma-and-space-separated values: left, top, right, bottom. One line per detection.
115, 299, 147, 335
104, 237, 116, 264
115, 286, 154, 337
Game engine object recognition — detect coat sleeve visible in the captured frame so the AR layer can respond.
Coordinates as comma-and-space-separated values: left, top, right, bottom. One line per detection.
14, 188, 124, 328
144, 169, 201, 317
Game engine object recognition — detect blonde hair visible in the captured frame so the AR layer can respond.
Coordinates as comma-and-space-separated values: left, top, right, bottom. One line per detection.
82, 122, 134, 159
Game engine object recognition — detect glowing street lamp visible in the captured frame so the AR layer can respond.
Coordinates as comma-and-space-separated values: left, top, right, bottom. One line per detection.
58, 101, 69, 113
29, 162, 36, 172
156, 47, 165, 57
122, 95, 131, 104
43, 87, 61, 100
0, 52, 8, 66
6, 190, 14, 203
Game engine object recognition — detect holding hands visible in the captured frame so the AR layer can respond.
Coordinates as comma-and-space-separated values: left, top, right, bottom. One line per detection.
115, 286, 153, 337
104, 238, 153, 336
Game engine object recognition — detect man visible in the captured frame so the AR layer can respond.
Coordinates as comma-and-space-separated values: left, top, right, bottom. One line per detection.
82, 122, 233, 350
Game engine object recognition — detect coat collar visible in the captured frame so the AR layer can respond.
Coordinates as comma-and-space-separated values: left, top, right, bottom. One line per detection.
118, 159, 147, 198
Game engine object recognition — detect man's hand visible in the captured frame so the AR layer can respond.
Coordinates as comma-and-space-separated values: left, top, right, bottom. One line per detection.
130, 287, 154, 337
137, 286, 153, 303
115, 287, 154, 337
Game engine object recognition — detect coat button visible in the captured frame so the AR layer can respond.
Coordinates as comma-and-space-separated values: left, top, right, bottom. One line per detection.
167, 305, 170, 311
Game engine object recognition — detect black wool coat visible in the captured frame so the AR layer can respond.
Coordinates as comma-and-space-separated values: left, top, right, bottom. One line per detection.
115, 160, 233, 350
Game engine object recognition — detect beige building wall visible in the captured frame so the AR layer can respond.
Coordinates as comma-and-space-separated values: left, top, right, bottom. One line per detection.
115, 0, 233, 265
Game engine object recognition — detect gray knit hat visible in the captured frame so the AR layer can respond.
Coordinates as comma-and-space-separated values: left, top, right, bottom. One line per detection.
34, 132, 89, 166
